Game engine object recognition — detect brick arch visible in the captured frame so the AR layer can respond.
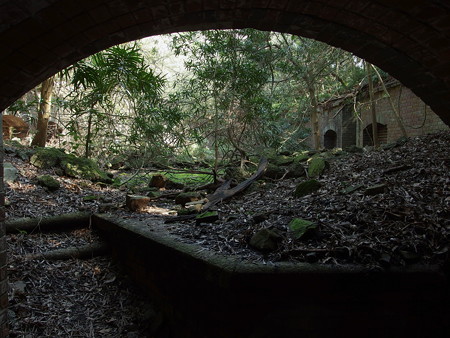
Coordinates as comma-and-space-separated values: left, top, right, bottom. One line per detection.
0, 1, 449, 126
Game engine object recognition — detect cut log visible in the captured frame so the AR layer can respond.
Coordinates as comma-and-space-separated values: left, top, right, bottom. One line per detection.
25, 242, 109, 260
126, 194, 150, 211
6, 212, 91, 234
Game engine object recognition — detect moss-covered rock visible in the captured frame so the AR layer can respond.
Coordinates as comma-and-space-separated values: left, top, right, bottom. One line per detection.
264, 163, 286, 179
288, 218, 317, 240
293, 153, 310, 163
30, 148, 65, 169
37, 175, 60, 191
294, 179, 322, 197
307, 157, 329, 178
61, 154, 112, 183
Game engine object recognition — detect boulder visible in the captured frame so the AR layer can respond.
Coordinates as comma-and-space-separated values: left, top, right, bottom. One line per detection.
294, 179, 322, 198
37, 175, 60, 191
30, 147, 65, 169
3, 162, 18, 183
307, 157, 329, 178
60, 154, 112, 183
288, 218, 317, 240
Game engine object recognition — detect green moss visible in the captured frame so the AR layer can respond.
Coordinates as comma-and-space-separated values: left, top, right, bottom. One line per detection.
61, 154, 112, 183
30, 148, 65, 169
288, 218, 316, 240
307, 157, 328, 178
37, 175, 60, 191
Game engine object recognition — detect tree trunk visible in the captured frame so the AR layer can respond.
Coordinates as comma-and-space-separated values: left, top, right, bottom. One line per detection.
306, 78, 321, 150
85, 109, 93, 158
365, 61, 379, 147
31, 76, 54, 147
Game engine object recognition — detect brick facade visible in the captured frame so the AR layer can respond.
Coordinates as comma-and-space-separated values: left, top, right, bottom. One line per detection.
320, 80, 449, 148
1, 1, 450, 334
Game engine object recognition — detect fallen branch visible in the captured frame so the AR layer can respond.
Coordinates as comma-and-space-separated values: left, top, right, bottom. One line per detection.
25, 242, 109, 260
6, 212, 92, 234
164, 158, 267, 224
202, 157, 268, 210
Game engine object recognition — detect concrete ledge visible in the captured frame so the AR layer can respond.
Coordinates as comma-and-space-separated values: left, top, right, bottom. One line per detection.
92, 214, 449, 338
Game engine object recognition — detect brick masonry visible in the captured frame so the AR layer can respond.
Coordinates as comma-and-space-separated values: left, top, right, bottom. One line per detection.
1, 1, 450, 334
320, 80, 449, 148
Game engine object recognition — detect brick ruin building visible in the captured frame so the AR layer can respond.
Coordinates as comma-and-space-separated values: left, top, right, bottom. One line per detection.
318, 78, 449, 149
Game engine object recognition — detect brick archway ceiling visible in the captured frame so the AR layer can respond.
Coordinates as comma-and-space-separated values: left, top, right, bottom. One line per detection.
0, 0, 449, 125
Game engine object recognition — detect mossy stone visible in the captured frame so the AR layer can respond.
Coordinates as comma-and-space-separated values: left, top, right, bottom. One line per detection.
294, 179, 322, 197
37, 175, 60, 191
60, 154, 112, 183
307, 157, 328, 178
288, 218, 317, 240
30, 148, 65, 169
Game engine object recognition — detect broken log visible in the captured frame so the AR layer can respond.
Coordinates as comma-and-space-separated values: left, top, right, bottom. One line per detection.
202, 158, 268, 210
25, 242, 109, 260
6, 212, 92, 234
126, 194, 150, 211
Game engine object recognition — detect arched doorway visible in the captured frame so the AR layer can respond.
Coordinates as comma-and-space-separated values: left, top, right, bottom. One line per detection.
363, 123, 388, 146
324, 129, 337, 149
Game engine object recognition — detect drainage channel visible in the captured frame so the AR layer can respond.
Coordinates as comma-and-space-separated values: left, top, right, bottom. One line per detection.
92, 213, 449, 338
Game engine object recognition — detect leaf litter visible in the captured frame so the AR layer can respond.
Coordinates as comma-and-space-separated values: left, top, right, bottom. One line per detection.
5, 131, 450, 336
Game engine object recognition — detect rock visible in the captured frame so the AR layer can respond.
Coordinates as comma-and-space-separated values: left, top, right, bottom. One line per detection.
126, 194, 150, 211
30, 147, 65, 169
175, 192, 202, 207
293, 179, 322, 197
288, 218, 317, 240
286, 162, 306, 178
364, 183, 387, 196
272, 155, 294, 166
264, 163, 285, 179
149, 174, 166, 188
37, 175, 60, 191
195, 211, 219, 225
3, 162, 18, 182
307, 157, 329, 178
249, 228, 282, 252
293, 153, 310, 163
60, 154, 112, 183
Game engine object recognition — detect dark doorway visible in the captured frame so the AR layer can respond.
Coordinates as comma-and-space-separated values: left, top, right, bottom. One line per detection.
363, 123, 387, 146
324, 129, 337, 149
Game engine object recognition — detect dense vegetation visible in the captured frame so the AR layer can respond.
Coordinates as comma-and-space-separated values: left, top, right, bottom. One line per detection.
6, 29, 368, 170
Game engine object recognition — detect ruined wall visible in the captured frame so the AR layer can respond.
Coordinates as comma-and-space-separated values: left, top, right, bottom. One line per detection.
319, 82, 449, 149
358, 84, 448, 144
